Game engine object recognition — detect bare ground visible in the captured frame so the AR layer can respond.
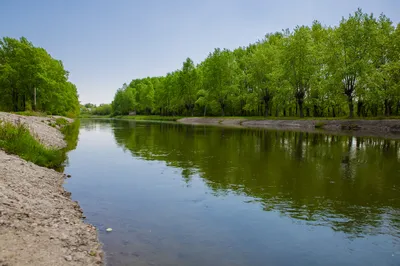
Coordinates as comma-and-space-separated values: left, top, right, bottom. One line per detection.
0, 113, 103, 265
178, 117, 400, 139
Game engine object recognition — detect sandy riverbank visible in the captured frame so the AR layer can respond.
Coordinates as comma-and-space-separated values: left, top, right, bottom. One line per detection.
0, 113, 103, 265
178, 117, 400, 138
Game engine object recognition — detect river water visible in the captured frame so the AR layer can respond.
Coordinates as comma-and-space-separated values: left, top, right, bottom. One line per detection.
64, 119, 400, 266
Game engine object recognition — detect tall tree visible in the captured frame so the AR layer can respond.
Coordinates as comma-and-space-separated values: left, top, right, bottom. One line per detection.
283, 26, 316, 117
327, 9, 377, 117
247, 33, 284, 117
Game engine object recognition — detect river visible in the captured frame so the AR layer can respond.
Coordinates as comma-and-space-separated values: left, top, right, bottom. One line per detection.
64, 119, 400, 266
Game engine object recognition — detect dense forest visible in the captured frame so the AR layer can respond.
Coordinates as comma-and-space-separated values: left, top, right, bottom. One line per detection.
0, 37, 80, 117
112, 9, 400, 118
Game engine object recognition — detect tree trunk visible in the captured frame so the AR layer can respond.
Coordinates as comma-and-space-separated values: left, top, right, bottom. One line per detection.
13, 89, 19, 112
264, 101, 269, 117
203, 106, 207, 117
283, 108, 286, 117
348, 96, 354, 118
332, 107, 336, 117
313, 105, 319, 117
384, 99, 391, 116
297, 99, 304, 118
33, 87, 37, 111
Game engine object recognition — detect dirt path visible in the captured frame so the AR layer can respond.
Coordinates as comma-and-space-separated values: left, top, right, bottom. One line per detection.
178, 117, 400, 139
0, 113, 103, 265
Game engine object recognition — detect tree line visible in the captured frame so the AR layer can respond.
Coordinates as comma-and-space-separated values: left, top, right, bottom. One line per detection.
80, 103, 112, 116
0, 37, 80, 117
112, 9, 400, 118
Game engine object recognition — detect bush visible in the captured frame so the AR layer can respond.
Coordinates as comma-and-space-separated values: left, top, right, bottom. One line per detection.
0, 122, 65, 168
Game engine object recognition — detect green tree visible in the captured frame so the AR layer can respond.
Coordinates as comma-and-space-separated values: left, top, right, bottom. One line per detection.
0, 37, 80, 117
283, 26, 316, 117
247, 33, 284, 117
201, 49, 238, 116
178, 58, 199, 116
327, 9, 377, 117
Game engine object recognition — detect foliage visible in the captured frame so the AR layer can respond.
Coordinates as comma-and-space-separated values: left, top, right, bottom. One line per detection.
80, 103, 112, 116
0, 37, 80, 117
112, 9, 400, 118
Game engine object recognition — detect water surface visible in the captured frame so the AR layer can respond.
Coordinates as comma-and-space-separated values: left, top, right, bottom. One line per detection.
65, 119, 400, 266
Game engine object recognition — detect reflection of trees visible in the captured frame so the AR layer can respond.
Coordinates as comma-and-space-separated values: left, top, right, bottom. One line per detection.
59, 120, 81, 171
62, 120, 80, 151
111, 120, 400, 238
81, 119, 115, 132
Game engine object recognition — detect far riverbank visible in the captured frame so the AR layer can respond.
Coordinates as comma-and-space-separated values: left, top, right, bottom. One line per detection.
80, 115, 400, 138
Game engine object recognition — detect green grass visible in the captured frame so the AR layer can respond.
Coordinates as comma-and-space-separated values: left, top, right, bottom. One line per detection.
0, 122, 65, 168
55, 117, 69, 126
13, 111, 48, 117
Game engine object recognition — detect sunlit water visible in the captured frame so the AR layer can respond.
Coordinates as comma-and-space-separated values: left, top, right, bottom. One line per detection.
64, 119, 400, 266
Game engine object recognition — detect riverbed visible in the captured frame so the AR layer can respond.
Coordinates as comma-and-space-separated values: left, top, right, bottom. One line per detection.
65, 119, 400, 266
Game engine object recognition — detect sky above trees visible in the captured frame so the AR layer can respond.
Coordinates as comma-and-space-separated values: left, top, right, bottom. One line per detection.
1, 0, 399, 104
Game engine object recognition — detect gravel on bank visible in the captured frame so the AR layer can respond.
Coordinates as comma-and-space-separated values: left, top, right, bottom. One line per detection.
0, 113, 103, 266
0, 112, 73, 149
178, 117, 400, 138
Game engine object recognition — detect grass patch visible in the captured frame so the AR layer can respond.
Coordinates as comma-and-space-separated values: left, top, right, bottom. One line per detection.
0, 122, 65, 168
55, 117, 69, 126
13, 111, 47, 117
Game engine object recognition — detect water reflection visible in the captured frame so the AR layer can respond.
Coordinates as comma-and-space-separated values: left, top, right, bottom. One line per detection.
104, 120, 400, 239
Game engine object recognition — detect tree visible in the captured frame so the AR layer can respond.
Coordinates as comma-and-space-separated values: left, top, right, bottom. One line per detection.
327, 9, 377, 117
283, 26, 316, 117
178, 58, 199, 116
0, 37, 80, 117
110, 9, 399, 118
201, 49, 238, 116
247, 33, 284, 117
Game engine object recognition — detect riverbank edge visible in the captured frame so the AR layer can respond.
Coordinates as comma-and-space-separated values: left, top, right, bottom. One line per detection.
178, 117, 400, 138
0, 113, 104, 265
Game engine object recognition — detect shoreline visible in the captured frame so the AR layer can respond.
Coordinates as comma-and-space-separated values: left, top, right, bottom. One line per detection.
0, 113, 103, 265
178, 117, 400, 139
80, 115, 400, 138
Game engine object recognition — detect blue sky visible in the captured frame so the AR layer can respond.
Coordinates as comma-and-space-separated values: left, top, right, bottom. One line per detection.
1, 0, 399, 104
